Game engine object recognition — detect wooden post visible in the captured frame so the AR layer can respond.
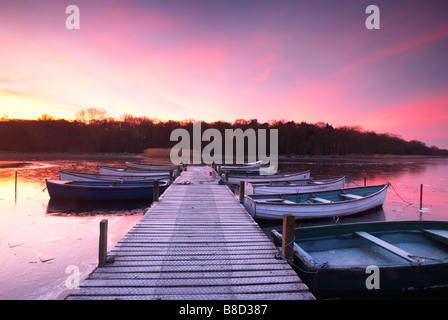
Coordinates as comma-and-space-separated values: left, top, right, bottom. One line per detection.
282, 214, 295, 260
364, 176, 367, 186
153, 180, 159, 202
169, 170, 173, 184
98, 219, 108, 265
224, 171, 229, 182
420, 184, 423, 210
14, 171, 17, 202
239, 180, 245, 203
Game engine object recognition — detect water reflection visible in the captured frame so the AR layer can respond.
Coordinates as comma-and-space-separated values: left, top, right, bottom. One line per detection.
46, 199, 150, 216
0, 156, 146, 300
258, 157, 448, 236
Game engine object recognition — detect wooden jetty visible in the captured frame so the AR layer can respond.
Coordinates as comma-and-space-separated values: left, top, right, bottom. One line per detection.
67, 166, 314, 300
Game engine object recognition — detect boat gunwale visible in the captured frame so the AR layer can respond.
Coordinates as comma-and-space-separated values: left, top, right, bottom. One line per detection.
245, 183, 390, 206
247, 175, 347, 187
227, 169, 311, 179
272, 220, 448, 271
46, 179, 168, 190
97, 165, 171, 174
59, 169, 169, 181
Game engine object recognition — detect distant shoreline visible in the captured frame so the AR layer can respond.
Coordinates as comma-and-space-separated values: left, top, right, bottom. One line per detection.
0, 151, 446, 162
0, 152, 144, 161
282, 154, 448, 160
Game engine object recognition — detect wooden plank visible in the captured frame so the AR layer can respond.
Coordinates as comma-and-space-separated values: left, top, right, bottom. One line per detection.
68, 282, 310, 297
423, 229, 448, 245
355, 231, 415, 262
67, 292, 308, 300
67, 166, 314, 300
87, 269, 296, 280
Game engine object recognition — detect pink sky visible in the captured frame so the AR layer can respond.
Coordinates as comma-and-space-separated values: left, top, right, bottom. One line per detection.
0, 0, 447, 149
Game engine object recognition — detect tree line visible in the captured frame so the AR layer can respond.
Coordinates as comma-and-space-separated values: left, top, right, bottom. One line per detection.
0, 112, 447, 156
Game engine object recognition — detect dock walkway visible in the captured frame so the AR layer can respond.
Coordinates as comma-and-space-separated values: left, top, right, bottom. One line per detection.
67, 166, 314, 300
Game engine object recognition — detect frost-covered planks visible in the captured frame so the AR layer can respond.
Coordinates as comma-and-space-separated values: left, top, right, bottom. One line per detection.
66, 166, 314, 300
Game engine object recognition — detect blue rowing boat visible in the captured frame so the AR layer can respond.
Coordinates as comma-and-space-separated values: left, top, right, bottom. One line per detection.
46, 180, 167, 201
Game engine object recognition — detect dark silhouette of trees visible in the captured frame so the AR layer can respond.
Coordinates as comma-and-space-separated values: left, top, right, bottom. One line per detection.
0, 113, 447, 156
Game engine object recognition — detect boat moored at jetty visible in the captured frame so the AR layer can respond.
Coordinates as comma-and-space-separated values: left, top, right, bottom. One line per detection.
272, 220, 448, 298
244, 183, 390, 220
97, 165, 171, 177
46, 180, 168, 201
59, 169, 169, 182
244, 176, 347, 195
224, 170, 311, 185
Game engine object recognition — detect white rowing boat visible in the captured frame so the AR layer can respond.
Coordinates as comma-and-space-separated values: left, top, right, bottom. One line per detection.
244, 176, 347, 195
243, 183, 390, 220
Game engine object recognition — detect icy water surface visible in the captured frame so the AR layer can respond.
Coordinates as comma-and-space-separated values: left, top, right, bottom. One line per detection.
0, 155, 148, 300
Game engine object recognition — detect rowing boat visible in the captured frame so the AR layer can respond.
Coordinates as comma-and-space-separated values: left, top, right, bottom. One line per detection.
243, 183, 389, 220
271, 220, 448, 298
224, 170, 311, 185
125, 161, 181, 171
59, 169, 168, 182
97, 165, 170, 177
219, 161, 263, 171
244, 176, 347, 195
46, 180, 167, 201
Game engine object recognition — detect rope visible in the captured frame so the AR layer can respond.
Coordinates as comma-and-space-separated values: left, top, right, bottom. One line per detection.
275, 235, 296, 263
389, 183, 413, 206
26, 187, 47, 199
408, 254, 439, 263
275, 235, 329, 293
346, 176, 363, 187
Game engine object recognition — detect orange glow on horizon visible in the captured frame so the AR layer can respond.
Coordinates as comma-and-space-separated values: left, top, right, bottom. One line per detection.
0, 1, 447, 149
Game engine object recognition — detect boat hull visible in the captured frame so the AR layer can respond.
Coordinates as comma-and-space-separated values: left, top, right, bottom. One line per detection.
219, 161, 262, 171
59, 170, 168, 182
245, 176, 347, 195
244, 184, 389, 220
271, 220, 448, 298
226, 170, 311, 185
46, 180, 167, 201
125, 161, 180, 171
97, 166, 170, 177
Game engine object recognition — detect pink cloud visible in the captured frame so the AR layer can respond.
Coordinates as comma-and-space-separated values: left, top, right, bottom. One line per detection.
335, 22, 448, 76
361, 92, 448, 143
251, 68, 272, 83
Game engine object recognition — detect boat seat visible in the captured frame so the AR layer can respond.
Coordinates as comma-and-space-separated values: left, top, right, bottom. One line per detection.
354, 231, 416, 262
258, 198, 297, 204
258, 198, 285, 203
423, 229, 448, 245
311, 197, 332, 204
339, 193, 363, 200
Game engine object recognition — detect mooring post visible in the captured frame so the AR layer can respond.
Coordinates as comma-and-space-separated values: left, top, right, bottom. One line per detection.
364, 176, 367, 186
14, 171, 17, 202
282, 214, 295, 260
239, 180, 245, 203
169, 170, 173, 184
98, 219, 108, 266
420, 184, 423, 210
153, 180, 160, 202
224, 171, 229, 182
